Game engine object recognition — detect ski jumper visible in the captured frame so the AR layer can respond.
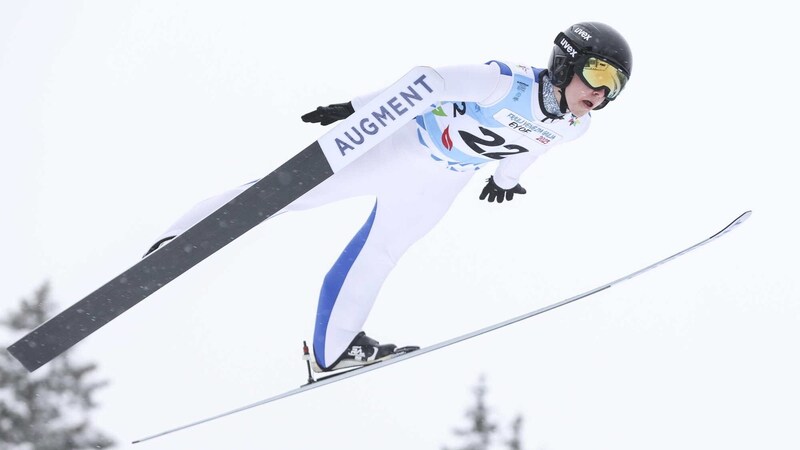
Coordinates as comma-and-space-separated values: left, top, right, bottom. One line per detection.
148, 61, 591, 369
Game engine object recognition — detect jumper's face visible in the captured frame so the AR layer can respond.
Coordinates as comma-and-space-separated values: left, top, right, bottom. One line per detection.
563, 74, 607, 117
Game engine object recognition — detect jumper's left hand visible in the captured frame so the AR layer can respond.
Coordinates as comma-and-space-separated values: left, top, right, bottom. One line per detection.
300, 102, 355, 126
479, 176, 527, 203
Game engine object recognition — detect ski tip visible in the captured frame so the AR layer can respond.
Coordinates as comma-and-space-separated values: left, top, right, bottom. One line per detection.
712, 210, 752, 239
731, 210, 753, 228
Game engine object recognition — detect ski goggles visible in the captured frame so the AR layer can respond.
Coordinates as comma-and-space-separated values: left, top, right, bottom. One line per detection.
576, 56, 628, 100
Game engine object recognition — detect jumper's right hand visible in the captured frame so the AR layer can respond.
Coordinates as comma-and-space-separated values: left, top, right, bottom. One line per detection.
300, 102, 355, 126
479, 176, 527, 203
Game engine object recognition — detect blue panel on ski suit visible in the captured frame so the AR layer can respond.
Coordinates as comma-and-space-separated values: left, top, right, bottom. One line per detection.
314, 202, 378, 367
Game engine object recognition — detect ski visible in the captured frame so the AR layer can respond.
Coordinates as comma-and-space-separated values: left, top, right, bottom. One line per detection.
7, 66, 445, 373
132, 210, 751, 444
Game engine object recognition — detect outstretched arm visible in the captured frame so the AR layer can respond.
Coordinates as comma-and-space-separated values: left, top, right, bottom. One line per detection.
300, 63, 506, 125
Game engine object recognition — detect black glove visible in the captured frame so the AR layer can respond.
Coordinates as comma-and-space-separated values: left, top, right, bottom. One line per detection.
300, 102, 355, 126
479, 176, 527, 203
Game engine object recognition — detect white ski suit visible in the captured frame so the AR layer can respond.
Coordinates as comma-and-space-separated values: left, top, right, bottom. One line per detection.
149, 61, 591, 369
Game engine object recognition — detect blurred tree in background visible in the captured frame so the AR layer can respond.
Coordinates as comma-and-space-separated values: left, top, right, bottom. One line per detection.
444, 375, 525, 450
0, 282, 115, 449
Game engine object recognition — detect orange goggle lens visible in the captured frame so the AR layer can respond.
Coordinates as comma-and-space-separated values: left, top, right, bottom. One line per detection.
579, 57, 628, 99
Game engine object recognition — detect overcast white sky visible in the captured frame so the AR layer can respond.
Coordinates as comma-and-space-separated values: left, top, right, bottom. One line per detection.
1, 1, 798, 449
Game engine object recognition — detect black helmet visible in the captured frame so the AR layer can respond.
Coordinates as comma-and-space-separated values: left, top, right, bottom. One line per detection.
548, 22, 633, 108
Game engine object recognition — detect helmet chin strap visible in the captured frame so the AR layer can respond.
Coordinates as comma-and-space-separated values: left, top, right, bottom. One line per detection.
558, 88, 570, 114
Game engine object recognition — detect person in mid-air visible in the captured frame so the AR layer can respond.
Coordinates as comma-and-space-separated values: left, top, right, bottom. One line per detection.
146, 21, 633, 372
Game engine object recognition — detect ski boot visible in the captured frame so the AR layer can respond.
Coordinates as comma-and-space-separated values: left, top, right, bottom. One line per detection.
312, 331, 418, 373
143, 236, 175, 258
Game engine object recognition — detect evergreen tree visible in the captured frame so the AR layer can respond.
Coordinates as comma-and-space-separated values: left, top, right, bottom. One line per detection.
504, 415, 524, 450
444, 375, 497, 450
0, 282, 116, 449
444, 375, 526, 450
